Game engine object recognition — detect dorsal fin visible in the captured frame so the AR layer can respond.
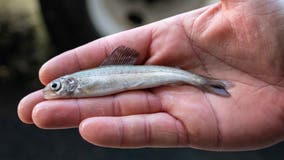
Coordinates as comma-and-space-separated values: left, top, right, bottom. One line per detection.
100, 45, 139, 66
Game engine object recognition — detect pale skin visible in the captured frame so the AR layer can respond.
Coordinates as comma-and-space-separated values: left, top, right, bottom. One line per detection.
18, 0, 284, 151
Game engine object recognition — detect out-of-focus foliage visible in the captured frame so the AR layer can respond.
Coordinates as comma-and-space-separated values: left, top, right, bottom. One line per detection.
0, 0, 52, 88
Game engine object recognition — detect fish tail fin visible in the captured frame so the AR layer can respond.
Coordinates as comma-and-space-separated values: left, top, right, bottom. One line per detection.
202, 79, 233, 97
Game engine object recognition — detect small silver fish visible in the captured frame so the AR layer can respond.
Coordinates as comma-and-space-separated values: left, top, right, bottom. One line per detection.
43, 46, 232, 99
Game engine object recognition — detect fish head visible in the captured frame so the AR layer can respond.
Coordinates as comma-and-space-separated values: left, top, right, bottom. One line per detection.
43, 76, 78, 99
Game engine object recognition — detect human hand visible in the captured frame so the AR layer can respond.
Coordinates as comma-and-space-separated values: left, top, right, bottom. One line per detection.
18, 0, 284, 151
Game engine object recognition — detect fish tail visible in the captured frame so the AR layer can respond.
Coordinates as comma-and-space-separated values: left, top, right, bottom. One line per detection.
201, 79, 233, 97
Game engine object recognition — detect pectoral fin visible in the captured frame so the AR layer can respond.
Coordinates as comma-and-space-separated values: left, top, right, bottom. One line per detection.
100, 45, 139, 66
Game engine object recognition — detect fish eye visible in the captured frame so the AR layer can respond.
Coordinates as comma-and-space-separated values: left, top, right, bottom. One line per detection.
50, 81, 61, 91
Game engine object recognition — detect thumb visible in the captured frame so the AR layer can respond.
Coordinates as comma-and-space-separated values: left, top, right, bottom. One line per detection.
220, 0, 247, 9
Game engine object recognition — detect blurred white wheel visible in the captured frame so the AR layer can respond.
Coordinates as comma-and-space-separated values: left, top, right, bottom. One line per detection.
87, 0, 217, 36
39, 0, 217, 51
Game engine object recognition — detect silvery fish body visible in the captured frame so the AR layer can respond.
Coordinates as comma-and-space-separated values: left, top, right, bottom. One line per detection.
43, 46, 231, 99
44, 65, 207, 99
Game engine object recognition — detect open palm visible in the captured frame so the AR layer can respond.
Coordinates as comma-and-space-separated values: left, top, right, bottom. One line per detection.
18, 0, 284, 151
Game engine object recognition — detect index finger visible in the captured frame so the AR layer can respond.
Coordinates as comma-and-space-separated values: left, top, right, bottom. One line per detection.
39, 26, 153, 85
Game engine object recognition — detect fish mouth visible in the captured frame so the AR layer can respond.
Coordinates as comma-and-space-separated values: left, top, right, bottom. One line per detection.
42, 86, 58, 99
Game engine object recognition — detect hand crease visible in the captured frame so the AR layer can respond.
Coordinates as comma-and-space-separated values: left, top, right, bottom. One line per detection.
145, 92, 152, 113
183, 13, 211, 76
143, 115, 152, 145
72, 48, 83, 71
174, 119, 181, 145
118, 118, 125, 147
74, 99, 82, 124
147, 90, 164, 113
171, 115, 190, 146
188, 43, 283, 87
204, 94, 223, 149
145, 27, 155, 64
112, 95, 122, 116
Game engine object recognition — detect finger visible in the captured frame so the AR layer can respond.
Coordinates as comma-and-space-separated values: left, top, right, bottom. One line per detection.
32, 91, 162, 129
17, 90, 44, 124
39, 27, 153, 85
79, 113, 189, 148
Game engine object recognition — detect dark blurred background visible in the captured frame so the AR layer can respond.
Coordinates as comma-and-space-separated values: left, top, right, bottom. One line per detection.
0, 0, 283, 159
